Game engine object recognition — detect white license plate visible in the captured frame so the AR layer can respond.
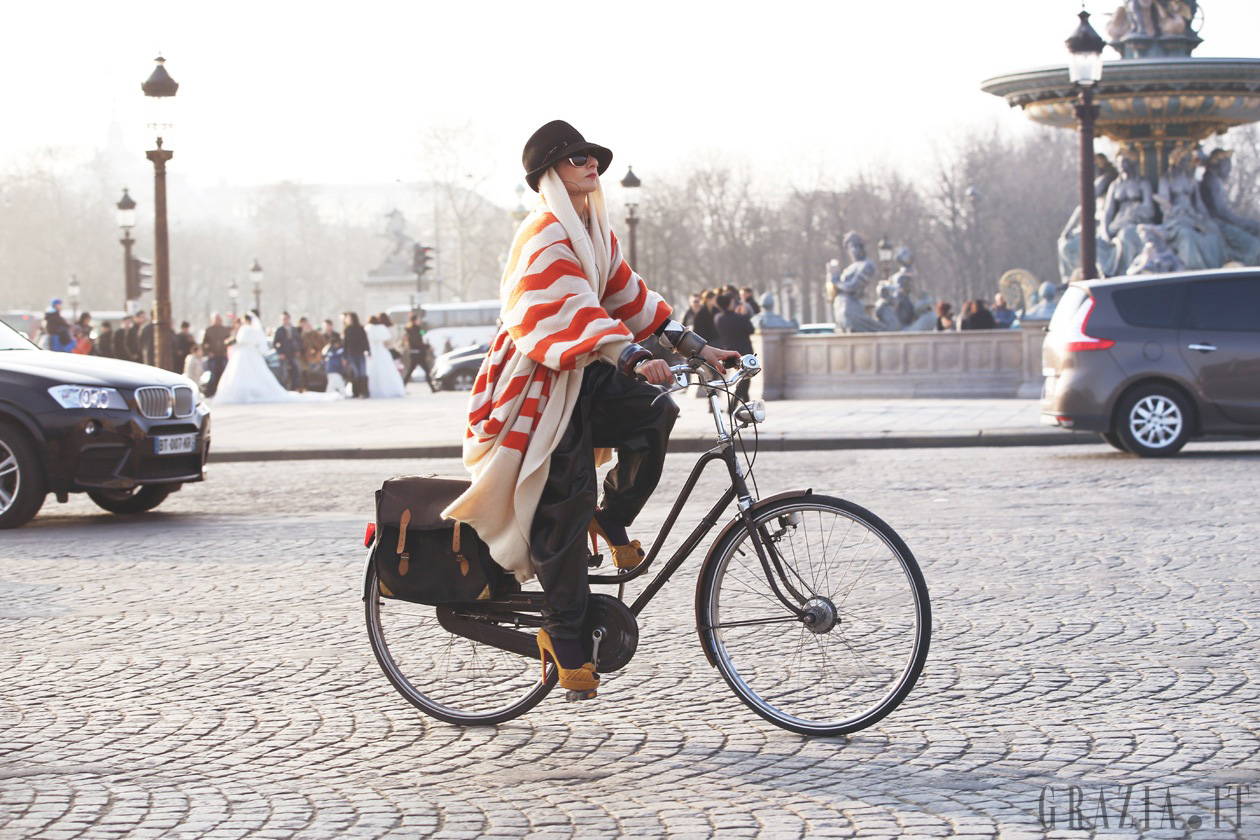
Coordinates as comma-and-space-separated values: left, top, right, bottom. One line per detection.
154, 433, 197, 455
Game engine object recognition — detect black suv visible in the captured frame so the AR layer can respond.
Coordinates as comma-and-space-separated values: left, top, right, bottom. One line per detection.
0, 320, 210, 527
1041, 268, 1260, 456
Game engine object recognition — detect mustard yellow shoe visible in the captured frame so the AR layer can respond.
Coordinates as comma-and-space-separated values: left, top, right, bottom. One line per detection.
589, 513, 646, 570
537, 629, 600, 693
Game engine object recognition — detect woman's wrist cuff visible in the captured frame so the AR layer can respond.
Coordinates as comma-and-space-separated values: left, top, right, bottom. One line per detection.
617, 344, 653, 376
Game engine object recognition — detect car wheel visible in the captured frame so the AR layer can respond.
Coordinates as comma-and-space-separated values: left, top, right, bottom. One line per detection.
87, 484, 173, 515
1100, 432, 1129, 452
0, 422, 47, 529
449, 371, 476, 391
1116, 385, 1192, 457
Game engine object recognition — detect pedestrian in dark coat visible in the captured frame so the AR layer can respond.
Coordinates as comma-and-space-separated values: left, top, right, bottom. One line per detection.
714, 293, 755, 403
342, 312, 370, 398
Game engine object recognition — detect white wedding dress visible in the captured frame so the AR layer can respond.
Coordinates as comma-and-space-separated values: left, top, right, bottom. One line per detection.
365, 323, 406, 398
214, 322, 335, 405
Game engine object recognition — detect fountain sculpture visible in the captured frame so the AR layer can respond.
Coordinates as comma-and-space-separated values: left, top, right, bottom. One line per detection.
981, 2, 1260, 279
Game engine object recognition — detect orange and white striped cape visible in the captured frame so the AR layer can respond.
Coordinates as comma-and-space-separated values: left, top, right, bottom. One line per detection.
442, 171, 671, 581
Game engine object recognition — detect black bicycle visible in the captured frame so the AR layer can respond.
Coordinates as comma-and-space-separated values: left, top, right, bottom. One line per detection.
363, 355, 931, 737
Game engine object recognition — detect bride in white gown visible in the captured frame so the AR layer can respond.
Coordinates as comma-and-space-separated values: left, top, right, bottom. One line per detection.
365, 314, 407, 399
214, 314, 335, 404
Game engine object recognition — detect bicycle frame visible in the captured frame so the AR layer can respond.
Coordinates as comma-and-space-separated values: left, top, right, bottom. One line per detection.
587, 359, 809, 621
380, 357, 811, 643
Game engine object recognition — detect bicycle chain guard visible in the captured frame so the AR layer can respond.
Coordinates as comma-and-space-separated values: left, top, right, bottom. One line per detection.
435, 592, 639, 673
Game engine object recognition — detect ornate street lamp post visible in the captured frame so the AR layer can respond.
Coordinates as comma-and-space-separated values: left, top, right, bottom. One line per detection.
142, 55, 179, 370
116, 188, 137, 312
1067, 10, 1106, 280
67, 275, 81, 322
512, 183, 528, 224
620, 166, 641, 267
228, 278, 239, 317
250, 259, 264, 318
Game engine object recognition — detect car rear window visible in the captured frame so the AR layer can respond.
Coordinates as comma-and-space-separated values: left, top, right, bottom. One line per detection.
1112, 282, 1185, 328
1184, 278, 1260, 332
1047, 286, 1090, 334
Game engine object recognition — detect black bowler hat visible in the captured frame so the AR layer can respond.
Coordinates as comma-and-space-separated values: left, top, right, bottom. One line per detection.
522, 120, 613, 192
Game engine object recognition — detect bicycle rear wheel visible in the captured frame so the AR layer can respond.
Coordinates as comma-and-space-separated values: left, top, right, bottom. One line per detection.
364, 565, 555, 725
698, 495, 930, 736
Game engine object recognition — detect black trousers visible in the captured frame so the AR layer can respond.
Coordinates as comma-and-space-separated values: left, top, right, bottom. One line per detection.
529, 363, 678, 639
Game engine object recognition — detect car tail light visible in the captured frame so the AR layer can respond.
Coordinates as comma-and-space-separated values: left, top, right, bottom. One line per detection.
364, 522, 376, 547
1059, 297, 1114, 352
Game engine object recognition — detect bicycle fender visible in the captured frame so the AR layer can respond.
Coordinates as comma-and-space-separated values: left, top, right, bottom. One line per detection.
693, 487, 815, 668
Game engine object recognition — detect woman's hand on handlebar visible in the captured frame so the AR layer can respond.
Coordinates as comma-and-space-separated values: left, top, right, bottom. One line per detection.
634, 358, 675, 385
699, 345, 743, 371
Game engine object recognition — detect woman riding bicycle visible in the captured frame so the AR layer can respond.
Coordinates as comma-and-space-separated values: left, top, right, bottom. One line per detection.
442, 120, 738, 696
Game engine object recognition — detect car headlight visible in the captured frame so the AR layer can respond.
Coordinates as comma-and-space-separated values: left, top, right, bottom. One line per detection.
47, 385, 128, 410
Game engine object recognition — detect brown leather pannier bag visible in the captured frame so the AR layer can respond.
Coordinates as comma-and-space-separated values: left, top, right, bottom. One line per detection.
370, 475, 498, 605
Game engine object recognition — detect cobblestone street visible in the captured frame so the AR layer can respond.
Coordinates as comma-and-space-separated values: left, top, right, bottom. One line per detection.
2, 443, 1258, 838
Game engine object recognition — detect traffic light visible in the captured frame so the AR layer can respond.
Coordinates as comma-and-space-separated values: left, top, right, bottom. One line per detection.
127, 257, 154, 301
413, 244, 435, 276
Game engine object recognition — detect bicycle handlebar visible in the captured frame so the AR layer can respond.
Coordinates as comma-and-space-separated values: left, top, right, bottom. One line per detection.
662, 353, 761, 393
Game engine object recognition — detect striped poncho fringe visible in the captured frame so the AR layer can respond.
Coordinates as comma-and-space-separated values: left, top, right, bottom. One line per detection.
441, 183, 671, 581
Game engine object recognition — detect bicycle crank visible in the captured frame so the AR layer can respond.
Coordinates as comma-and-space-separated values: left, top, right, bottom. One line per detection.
582, 593, 638, 673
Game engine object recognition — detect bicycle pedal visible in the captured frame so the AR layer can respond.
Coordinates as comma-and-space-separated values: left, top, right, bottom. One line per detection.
587, 553, 604, 569
564, 688, 598, 702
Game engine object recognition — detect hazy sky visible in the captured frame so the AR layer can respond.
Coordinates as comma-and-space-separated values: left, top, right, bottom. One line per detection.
7, 0, 1260, 201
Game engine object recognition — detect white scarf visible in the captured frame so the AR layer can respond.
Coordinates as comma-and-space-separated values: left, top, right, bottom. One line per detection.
538, 169, 612, 294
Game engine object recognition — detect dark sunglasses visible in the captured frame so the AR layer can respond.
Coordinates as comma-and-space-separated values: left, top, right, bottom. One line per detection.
566, 153, 599, 168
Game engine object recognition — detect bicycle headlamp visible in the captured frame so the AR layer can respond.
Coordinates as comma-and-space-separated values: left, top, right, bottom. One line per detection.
733, 399, 766, 427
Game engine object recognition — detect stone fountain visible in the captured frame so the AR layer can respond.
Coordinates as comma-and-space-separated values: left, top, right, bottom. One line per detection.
981, 2, 1260, 278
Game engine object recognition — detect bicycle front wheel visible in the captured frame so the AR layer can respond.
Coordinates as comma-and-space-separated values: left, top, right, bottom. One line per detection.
365, 565, 554, 726
698, 495, 930, 737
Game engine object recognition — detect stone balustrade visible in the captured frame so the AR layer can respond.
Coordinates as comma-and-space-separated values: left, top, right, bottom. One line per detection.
753, 324, 1047, 400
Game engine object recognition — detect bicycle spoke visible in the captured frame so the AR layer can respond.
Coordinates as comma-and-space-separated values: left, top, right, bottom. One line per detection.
366, 570, 552, 725
705, 614, 803, 630
701, 497, 929, 736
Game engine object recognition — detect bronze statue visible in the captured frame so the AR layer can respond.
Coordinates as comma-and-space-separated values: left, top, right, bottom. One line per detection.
1102, 149, 1158, 274
1155, 145, 1226, 270
1200, 148, 1260, 265
826, 232, 885, 333
1127, 224, 1183, 274
1059, 153, 1119, 280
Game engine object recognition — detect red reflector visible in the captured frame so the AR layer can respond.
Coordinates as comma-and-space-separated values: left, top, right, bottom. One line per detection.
1063, 338, 1115, 352
364, 522, 376, 547
1056, 415, 1075, 428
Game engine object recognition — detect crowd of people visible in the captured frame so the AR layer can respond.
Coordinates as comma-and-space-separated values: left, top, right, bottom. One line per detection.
932, 293, 1018, 332
37, 281, 1025, 407
40, 299, 440, 404
678, 284, 761, 403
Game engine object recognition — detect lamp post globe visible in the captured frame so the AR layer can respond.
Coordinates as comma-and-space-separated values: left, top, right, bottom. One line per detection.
142, 55, 179, 371
115, 188, 137, 231
1067, 10, 1105, 280
512, 182, 528, 224
877, 236, 894, 280
228, 278, 240, 317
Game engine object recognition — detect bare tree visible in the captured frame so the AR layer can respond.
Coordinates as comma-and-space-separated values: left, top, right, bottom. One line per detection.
419, 123, 509, 301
